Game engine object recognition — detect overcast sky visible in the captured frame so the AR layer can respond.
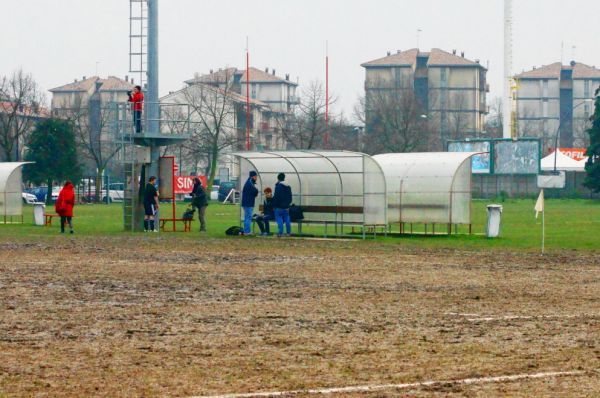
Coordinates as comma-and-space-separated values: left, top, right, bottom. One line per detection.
2, 0, 599, 118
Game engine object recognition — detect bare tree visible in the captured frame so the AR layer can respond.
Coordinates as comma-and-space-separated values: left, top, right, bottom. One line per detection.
484, 96, 503, 138
174, 72, 240, 188
280, 80, 335, 150
56, 92, 120, 202
0, 69, 46, 161
328, 114, 361, 151
446, 91, 472, 141
356, 86, 431, 154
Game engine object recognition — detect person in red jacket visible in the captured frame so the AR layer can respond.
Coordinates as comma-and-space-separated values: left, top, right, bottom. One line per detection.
128, 85, 144, 133
55, 181, 75, 234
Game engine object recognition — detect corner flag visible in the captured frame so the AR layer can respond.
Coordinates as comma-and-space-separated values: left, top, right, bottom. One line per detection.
535, 189, 545, 254
534, 189, 544, 219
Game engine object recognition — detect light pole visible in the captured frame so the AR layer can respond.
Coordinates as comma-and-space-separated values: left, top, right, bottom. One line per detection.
552, 99, 593, 173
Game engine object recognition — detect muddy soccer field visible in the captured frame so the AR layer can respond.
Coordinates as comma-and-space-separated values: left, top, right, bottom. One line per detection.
1, 236, 599, 397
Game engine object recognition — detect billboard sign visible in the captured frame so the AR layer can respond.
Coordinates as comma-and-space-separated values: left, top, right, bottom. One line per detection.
174, 176, 207, 194
447, 141, 491, 173
493, 140, 540, 175
558, 148, 587, 161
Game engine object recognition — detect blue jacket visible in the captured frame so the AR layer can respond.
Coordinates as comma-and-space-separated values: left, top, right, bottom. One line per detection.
241, 178, 258, 207
273, 181, 292, 209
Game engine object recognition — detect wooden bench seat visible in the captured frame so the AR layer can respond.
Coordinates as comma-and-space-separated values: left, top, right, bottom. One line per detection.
257, 205, 384, 237
44, 214, 59, 226
159, 218, 193, 232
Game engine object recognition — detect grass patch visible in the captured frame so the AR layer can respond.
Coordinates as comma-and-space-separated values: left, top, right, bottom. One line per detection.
1, 199, 599, 252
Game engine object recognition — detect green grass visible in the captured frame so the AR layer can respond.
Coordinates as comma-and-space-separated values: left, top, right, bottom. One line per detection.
1, 199, 599, 252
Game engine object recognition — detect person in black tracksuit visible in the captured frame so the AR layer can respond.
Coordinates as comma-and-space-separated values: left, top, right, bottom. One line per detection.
143, 176, 159, 232
255, 187, 274, 235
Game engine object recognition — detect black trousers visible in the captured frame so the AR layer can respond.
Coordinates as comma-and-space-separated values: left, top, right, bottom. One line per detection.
255, 214, 272, 234
60, 216, 73, 232
133, 110, 142, 133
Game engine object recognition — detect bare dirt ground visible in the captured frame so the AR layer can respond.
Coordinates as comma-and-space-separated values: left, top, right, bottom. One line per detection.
0, 236, 599, 397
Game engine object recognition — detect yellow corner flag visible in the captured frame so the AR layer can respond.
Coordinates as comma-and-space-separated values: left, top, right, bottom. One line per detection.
534, 189, 544, 219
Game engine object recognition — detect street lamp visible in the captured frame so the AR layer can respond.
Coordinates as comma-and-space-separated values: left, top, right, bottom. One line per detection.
552, 98, 593, 173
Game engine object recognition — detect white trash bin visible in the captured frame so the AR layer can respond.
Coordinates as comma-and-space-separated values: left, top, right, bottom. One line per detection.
33, 202, 46, 226
486, 204, 503, 238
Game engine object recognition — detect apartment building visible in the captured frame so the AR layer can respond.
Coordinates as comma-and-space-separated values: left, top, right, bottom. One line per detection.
361, 48, 488, 150
515, 61, 600, 152
185, 67, 298, 150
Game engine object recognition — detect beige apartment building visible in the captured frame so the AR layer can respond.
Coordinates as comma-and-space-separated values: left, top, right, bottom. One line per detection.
50, 75, 133, 112
361, 48, 488, 150
185, 67, 298, 151
515, 61, 600, 153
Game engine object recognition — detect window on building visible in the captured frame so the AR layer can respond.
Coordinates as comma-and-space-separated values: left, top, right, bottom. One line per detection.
542, 100, 548, 118
251, 84, 257, 99
542, 79, 548, 98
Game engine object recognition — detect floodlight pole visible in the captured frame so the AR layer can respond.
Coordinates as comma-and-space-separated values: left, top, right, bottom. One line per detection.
147, 0, 160, 185
246, 37, 250, 151
325, 41, 329, 148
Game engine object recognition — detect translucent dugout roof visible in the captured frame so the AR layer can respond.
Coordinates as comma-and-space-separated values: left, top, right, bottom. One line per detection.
0, 162, 31, 221
232, 151, 387, 227
373, 153, 481, 225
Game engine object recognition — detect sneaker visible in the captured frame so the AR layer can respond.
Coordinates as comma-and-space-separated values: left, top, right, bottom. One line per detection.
285, 233, 291, 237
153, 229, 159, 233
70, 230, 74, 234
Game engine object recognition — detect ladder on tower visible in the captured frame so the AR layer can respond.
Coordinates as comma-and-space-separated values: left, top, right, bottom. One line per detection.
114, 102, 137, 232
129, 0, 148, 88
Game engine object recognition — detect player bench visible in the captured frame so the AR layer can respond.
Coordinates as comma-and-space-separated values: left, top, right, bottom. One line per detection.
159, 218, 193, 232
258, 205, 382, 238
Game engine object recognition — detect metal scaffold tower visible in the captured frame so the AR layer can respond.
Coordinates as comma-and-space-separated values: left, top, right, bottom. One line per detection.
115, 0, 190, 232
129, 0, 148, 88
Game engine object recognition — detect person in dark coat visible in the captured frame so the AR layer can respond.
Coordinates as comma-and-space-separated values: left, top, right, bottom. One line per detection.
191, 177, 208, 232
55, 181, 75, 234
273, 172, 292, 237
241, 170, 259, 235
255, 187, 274, 236
143, 176, 159, 232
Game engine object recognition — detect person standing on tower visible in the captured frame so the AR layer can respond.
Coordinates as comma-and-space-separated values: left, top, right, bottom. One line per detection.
128, 85, 144, 133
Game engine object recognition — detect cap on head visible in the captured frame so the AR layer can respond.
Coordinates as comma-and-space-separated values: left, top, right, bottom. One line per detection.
277, 172, 285, 181
249, 171, 257, 177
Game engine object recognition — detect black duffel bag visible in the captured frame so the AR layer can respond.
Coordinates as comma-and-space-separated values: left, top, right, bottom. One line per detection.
289, 204, 304, 222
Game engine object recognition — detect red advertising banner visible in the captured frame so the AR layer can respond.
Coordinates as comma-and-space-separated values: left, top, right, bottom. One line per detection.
174, 176, 207, 194
558, 148, 587, 161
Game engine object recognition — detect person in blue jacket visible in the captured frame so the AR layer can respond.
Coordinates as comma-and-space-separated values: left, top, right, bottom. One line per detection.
273, 172, 292, 237
241, 170, 259, 235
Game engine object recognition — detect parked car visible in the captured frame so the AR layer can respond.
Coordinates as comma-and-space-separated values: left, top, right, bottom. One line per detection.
23, 187, 59, 203
183, 185, 219, 202
22, 192, 37, 204
101, 183, 124, 203
24, 187, 46, 202
210, 185, 219, 201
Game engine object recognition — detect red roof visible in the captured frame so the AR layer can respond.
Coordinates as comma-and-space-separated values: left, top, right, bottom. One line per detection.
50, 76, 133, 92
515, 62, 600, 79
361, 48, 482, 68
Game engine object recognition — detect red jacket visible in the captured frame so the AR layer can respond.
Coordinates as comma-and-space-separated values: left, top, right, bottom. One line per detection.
55, 183, 75, 217
128, 91, 144, 111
